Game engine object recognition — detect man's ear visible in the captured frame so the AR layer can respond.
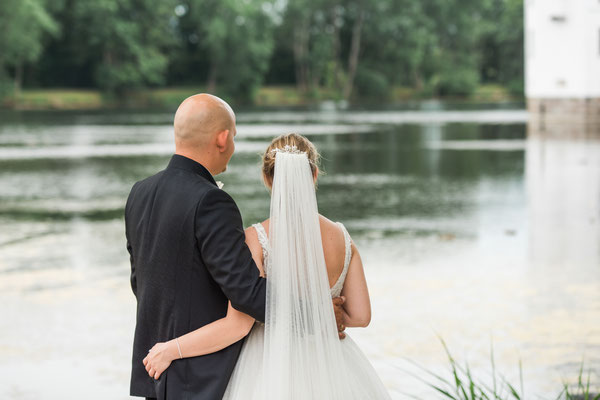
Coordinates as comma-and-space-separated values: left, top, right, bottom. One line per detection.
215, 129, 230, 153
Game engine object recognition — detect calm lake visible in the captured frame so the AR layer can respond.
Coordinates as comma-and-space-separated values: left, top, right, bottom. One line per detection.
0, 105, 598, 399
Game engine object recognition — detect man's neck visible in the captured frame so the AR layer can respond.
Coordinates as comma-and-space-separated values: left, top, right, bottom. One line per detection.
174, 150, 217, 176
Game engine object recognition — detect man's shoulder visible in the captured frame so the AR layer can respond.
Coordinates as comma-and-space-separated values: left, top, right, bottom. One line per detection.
127, 167, 236, 216
193, 187, 244, 228
132, 167, 214, 193
198, 186, 238, 209
127, 170, 164, 197
164, 165, 220, 192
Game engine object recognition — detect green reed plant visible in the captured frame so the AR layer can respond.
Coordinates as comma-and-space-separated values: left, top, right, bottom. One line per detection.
555, 362, 600, 400
399, 335, 598, 400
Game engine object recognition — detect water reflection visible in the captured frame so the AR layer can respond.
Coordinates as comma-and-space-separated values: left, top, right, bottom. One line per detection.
0, 109, 598, 399
526, 133, 600, 268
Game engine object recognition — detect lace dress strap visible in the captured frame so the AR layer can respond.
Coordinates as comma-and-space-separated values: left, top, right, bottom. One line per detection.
252, 223, 270, 264
330, 222, 353, 297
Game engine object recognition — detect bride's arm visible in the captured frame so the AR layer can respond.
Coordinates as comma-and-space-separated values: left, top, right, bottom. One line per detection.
340, 242, 372, 328
143, 302, 255, 379
143, 228, 264, 380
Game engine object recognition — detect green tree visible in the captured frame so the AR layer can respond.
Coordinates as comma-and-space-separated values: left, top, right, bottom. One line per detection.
70, 0, 176, 93
477, 0, 524, 95
497, 0, 524, 95
352, 0, 433, 98
177, 0, 277, 101
0, 0, 58, 94
275, 0, 375, 100
276, 0, 337, 95
421, 0, 483, 96
1, 0, 526, 104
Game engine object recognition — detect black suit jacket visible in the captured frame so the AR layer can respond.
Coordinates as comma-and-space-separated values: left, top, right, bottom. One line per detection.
125, 154, 266, 399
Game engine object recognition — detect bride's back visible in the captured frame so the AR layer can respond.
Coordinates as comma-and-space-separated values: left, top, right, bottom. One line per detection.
248, 214, 346, 288
248, 133, 371, 330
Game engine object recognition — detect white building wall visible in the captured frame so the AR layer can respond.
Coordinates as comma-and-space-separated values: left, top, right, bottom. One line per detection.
525, 0, 600, 98
584, 4, 600, 96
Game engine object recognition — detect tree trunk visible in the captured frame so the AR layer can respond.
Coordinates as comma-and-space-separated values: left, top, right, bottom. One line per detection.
102, 49, 117, 93
293, 20, 310, 93
206, 59, 218, 93
292, 27, 304, 92
413, 69, 423, 92
330, 5, 342, 94
343, 10, 365, 101
14, 63, 23, 95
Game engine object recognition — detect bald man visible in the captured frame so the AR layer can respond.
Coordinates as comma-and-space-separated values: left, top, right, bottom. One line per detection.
125, 94, 345, 400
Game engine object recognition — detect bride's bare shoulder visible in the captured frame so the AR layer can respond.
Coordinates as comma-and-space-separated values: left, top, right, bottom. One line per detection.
259, 219, 270, 236
244, 219, 270, 245
244, 223, 263, 253
244, 222, 267, 275
244, 225, 258, 241
318, 214, 339, 231
318, 214, 345, 248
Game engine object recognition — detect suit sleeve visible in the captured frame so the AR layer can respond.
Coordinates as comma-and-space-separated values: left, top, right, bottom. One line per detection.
195, 188, 266, 322
125, 182, 138, 298
127, 239, 137, 297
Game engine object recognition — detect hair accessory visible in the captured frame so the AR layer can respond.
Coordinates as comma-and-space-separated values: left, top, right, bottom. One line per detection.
270, 144, 306, 155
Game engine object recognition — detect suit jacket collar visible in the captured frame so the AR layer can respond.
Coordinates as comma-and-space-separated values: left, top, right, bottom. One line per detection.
167, 154, 218, 187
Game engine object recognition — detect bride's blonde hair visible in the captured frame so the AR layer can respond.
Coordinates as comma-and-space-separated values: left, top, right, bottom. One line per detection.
262, 133, 320, 187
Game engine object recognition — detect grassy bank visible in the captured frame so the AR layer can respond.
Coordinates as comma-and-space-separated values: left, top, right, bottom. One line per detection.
0, 84, 522, 111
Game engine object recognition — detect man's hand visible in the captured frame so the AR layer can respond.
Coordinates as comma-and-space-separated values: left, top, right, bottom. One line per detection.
332, 296, 346, 339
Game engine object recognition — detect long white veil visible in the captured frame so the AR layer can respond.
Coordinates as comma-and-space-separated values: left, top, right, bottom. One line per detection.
262, 148, 352, 399
222, 146, 392, 400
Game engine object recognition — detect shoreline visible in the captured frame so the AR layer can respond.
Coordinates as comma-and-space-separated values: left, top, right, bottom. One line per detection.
0, 85, 523, 112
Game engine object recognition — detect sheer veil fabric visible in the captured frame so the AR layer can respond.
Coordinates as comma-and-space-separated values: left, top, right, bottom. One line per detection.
264, 151, 352, 399
223, 149, 392, 400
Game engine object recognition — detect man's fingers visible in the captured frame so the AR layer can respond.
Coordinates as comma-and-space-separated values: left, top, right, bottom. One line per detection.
142, 357, 148, 366
338, 331, 346, 340
333, 297, 345, 333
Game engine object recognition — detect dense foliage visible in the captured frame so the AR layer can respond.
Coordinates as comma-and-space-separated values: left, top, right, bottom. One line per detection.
0, 0, 524, 101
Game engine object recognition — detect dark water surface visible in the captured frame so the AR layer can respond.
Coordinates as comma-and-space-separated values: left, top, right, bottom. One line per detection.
0, 108, 598, 399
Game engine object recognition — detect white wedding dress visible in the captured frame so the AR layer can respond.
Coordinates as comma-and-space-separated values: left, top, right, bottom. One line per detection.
223, 149, 391, 400
222, 225, 391, 400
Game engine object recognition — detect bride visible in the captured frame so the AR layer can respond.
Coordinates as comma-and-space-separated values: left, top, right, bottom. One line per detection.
143, 133, 391, 399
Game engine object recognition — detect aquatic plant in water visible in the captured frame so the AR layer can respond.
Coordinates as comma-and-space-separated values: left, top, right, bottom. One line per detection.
399, 336, 599, 400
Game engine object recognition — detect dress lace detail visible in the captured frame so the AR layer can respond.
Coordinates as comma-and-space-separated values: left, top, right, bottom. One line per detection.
252, 223, 270, 274
227, 221, 390, 399
330, 222, 352, 298
252, 221, 352, 297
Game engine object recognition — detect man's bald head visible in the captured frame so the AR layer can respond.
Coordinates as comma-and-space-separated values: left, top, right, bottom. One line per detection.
173, 94, 235, 149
